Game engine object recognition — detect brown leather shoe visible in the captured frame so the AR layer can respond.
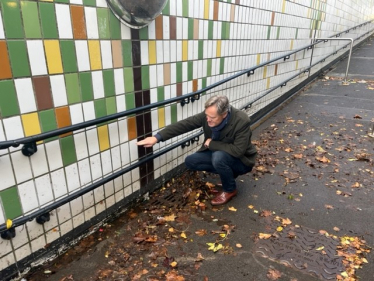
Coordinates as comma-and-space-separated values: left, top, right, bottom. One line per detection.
211, 190, 238, 205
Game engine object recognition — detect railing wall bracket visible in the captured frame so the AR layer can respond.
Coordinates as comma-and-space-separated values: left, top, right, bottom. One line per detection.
191, 94, 201, 102
180, 97, 190, 106
181, 141, 191, 148
1, 227, 16, 240
22, 142, 37, 157
247, 69, 255, 77
36, 213, 50, 225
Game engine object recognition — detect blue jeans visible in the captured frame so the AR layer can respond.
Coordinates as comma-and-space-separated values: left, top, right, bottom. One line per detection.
185, 150, 253, 192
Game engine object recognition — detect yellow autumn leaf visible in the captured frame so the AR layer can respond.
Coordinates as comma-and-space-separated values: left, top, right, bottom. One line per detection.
180, 232, 187, 239
341, 272, 348, 278
219, 233, 226, 238
248, 205, 254, 209
276, 226, 283, 232
254, 210, 259, 214
282, 218, 292, 225
207, 243, 223, 252
228, 206, 237, 212
164, 214, 176, 221
316, 246, 324, 251
259, 233, 272, 239
362, 258, 368, 263
6, 219, 13, 229
170, 261, 178, 267
236, 244, 242, 248
169, 227, 175, 233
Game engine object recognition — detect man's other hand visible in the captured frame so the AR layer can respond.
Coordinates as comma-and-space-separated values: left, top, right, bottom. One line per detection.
137, 136, 158, 147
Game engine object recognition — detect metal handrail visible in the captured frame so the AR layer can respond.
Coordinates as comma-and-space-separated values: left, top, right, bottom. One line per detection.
0, 21, 373, 236
0, 20, 372, 153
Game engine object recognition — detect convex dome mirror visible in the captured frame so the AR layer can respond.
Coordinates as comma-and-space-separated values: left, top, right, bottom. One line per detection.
106, 0, 168, 29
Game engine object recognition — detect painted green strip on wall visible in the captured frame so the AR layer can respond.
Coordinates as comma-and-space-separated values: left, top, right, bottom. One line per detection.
97, 8, 110, 39
80, 72, 94, 102
94, 98, 107, 118
1, 0, 24, 39
0, 80, 20, 117
0, 187, 22, 219
55, 0, 69, 3
124, 67, 134, 92
106, 97, 117, 115
65, 73, 81, 104
125, 92, 135, 110
60, 136, 77, 166
103, 69, 115, 97
61, 40, 78, 73
39, 109, 57, 133
176, 62, 182, 83
7, 41, 31, 77
295, 28, 299, 39
226, 22, 230, 39
201, 77, 207, 91
267, 26, 271, 39
39, 2, 58, 39
221, 22, 226, 39
171, 103, 177, 124
122, 41, 133, 67
21, 1, 42, 39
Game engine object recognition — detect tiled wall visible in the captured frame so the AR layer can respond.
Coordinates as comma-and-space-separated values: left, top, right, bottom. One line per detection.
0, 0, 373, 275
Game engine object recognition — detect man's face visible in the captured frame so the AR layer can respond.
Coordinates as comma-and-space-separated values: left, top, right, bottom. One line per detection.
205, 105, 228, 127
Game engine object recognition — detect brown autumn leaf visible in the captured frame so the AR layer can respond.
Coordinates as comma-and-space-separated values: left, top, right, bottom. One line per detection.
284, 147, 294, 152
260, 210, 273, 217
351, 182, 360, 188
288, 231, 296, 239
355, 124, 363, 127
259, 233, 272, 239
195, 253, 204, 262
205, 182, 215, 188
325, 204, 334, 210
165, 270, 185, 281
293, 154, 303, 159
267, 268, 282, 280
195, 229, 208, 236
164, 214, 177, 222
333, 227, 340, 232
316, 156, 330, 163
282, 218, 292, 225
353, 114, 362, 119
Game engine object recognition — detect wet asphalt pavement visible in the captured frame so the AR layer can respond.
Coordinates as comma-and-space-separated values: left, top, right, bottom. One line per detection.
23, 37, 374, 281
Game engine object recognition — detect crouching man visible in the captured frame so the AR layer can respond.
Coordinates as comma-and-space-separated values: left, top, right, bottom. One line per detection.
137, 95, 257, 205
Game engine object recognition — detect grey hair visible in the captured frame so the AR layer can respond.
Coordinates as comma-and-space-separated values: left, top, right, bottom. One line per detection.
205, 95, 230, 115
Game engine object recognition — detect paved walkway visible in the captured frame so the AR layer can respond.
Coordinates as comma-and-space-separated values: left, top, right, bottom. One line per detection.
24, 37, 374, 281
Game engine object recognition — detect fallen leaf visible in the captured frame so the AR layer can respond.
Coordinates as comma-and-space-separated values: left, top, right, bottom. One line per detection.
195, 253, 204, 262
293, 154, 303, 159
267, 268, 282, 280
228, 206, 237, 212
353, 114, 362, 119
180, 232, 187, 239
276, 226, 283, 232
164, 214, 177, 222
205, 182, 215, 188
170, 261, 178, 268
207, 243, 223, 252
260, 210, 273, 217
236, 243, 242, 248
165, 270, 185, 281
325, 204, 334, 209
316, 156, 330, 163
248, 205, 254, 209
259, 233, 272, 239
333, 227, 340, 232
282, 218, 292, 225
316, 246, 324, 251
195, 229, 208, 236
351, 182, 360, 188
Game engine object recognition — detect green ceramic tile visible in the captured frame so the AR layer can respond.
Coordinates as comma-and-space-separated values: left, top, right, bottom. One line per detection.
83, 0, 96, 6
176, 62, 182, 83
65, 73, 81, 104
277, 27, 280, 39
139, 26, 148, 40
39, 2, 58, 39
201, 77, 207, 90
0, 187, 22, 219
103, 70, 115, 97
162, 0, 170, 15
39, 109, 57, 132
122, 41, 133, 67
125, 92, 135, 110
106, 97, 116, 115
124, 67, 134, 92
7, 40, 30, 78
1, 1, 23, 39
188, 61, 193, 81
208, 21, 213, 40
141, 66, 149, 90
221, 22, 226, 39
226, 22, 230, 39
94, 99, 107, 118
198, 41, 204, 60
182, 0, 188, 17
220, 58, 224, 74
0, 80, 20, 117
170, 104, 177, 124
267, 26, 271, 40
21, 1, 42, 38
207, 59, 212, 77
295, 28, 299, 39
79, 72, 94, 102
97, 8, 110, 39
109, 11, 121, 40
55, 0, 69, 3
188, 19, 194, 39
60, 40, 78, 73
157, 87, 164, 102
60, 136, 77, 166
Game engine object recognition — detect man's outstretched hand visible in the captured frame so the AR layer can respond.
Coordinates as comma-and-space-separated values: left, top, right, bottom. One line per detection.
137, 136, 158, 147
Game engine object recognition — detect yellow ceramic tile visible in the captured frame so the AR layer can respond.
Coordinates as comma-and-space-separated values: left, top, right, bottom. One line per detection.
158, 108, 165, 128
149, 41, 156, 64
266, 78, 271, 89
295, 60, 299, 70
182, 40, 188, 61
44, 40, 63, 74
88, 40, 102, 70
22, 113, 41, 137
307, 8, 311, 18
256, 54, 261, 65
290, 39, 294, 50
98, 125, 110, 151
263, 66, 267, 79
204, 0, 210, 19
282, 0, 286, 13
216, 40, 221, 57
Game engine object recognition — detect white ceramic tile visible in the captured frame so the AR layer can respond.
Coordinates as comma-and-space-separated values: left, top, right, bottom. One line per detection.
176, 41, 182, 61
157, 64, 164, 87
18, 180, 38, 213
149, 65, 157, 88
188, 40, 194, 60
70, 197, 83, 217
129, 139, 138, 162
188, 0, 195, 18
163, 16, 170, 39
119, 142, 130, 166
176, 17, 183, 39
57, 202, 72, 223
92, 71, 105, 99
60, 220, 73, 236
35, 174, 54, 206
45, 228, 60, 244
111, 146, 121, 171
121, 24, 131, 39
0, 12, 5, 39
118, 119, 128, 142
55, 4, 73, 39
70, 0, 83, 4
114, 68, 124, 95
83, 191, 94, 208
182, 18, 188, 39
108, 122, 119, 146
65, 163, 80, 193
163, 40, 170, 63
27, 40, 47, 76
14, 244, 31, 262
86, 127, 100, 155
148, 21, 156, 39
90, 154, 103, 180
73, 213, 85, 228
101, 150, 112, 175
70, 104, 84, 125
169, 0, 176, 15
101, 40, 113, 69
75, 40, 90, 71
50, 75, 68, 107
116, 95, 126, 112
124, 185, 132, 197
0, 155, 15, 191
170, 63, 176, 84
0, 252, 15, 271
105, 195, 115, 208
84, 7, 99, 39
82, 101, 96, 122
74, 132, 88, 160
14, 78, 37, 114
156, 41, 164, 63
170, 41, 177, 62
11, 150, 32, 184
30, 235, 46, 253
51, 168, 68, 199
140, 41, 149, 65
176, 0, 183, 16
45, 140, 63, 171
94, 185, 104, 203
84, 206, 95, 220
114, 176, 123, 192
0, 202, 5, 224
78, 158, 92, 186
96, 0, 107, 7
29, 144, 48, 177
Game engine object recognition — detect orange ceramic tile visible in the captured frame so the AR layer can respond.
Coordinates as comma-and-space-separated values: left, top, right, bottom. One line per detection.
155, 16, 163, 40
163, 63, 170, 85
55, 106, 72, 137
70, 5, 87, 39
127, 116, 137, 140
213, 1, 219, 21
194, 19, 199, 40
0, 41, 12, 79
271, 12, 275, 25
112, 40, 123, 68
193, 79, 198, 92
230, 4, 235, 21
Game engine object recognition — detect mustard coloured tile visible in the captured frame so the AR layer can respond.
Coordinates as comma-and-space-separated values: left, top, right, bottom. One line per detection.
44, 40, 63, 74
21, 113, 42, 137
88, 40, 102, 70
97, 125, 110, 151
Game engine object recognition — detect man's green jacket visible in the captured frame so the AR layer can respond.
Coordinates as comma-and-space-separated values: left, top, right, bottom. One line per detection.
158, 106, 257, 167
